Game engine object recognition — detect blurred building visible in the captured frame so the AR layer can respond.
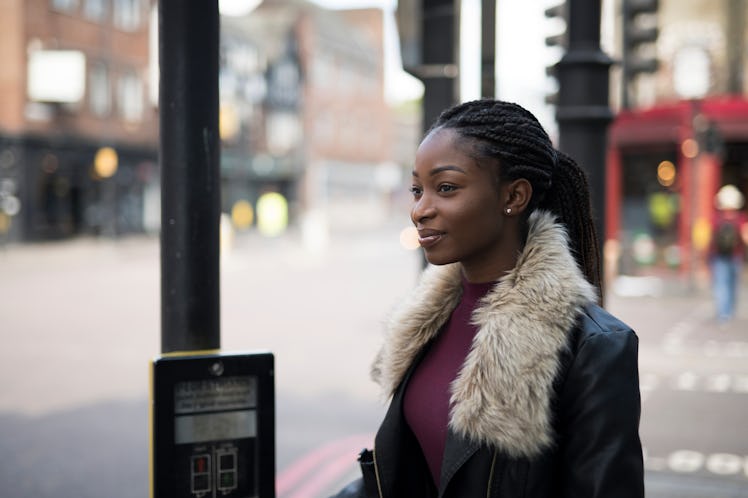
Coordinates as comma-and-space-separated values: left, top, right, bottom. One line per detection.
0, 0, 159, 241
219, 0, 398, 236
0, 0, 405, 242
605, 0, 748, 278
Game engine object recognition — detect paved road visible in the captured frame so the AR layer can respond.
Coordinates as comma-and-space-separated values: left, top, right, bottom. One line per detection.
0, 223, 411, 497
0, 224, 746, 497
615, 288, 748, 497
610, 292, 748, 498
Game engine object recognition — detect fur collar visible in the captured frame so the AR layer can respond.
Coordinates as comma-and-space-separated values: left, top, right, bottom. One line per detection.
372, 210, 597, 458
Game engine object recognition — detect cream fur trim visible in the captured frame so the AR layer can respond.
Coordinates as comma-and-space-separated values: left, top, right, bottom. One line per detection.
372, 210, 597, 457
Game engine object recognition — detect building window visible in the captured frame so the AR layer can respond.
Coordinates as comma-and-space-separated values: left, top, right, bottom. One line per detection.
51, 0, 79, 13
89, 63, 111, 117
113, 0, 140, 31
83, 0, 107, 22
312, 54, 335, 89
117, 72, 143, 122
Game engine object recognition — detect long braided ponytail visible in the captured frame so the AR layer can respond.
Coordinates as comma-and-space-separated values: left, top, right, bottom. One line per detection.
430, 99, 603, 299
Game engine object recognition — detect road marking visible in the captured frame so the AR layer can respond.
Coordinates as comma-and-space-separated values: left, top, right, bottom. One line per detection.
287, 451, 362, 498
706, 453, 744, 475
640, 372, 748, 394
674, 371, 698, 391
276, 433, 373, 497
704, 373, 731, 392
645, 449, 748, 478
667, 450, 705, 473
662, 341, 684, 356
657, 302, 745, 358
734, 375, 748, 393
703, 340, 748, 359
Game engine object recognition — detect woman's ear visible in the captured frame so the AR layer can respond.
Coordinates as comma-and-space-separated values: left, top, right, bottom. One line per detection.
504, 179, 532, 215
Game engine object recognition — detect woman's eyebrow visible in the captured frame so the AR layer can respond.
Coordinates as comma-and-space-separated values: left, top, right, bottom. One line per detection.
412, 165, 467, 178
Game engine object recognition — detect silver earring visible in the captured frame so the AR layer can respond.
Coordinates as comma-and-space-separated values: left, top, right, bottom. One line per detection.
505, 208, 512, 215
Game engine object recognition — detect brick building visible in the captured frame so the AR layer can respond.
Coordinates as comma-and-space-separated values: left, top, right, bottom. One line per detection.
0, 0, 158, 241
222, 0, 398, 234
0, 0, 407, 242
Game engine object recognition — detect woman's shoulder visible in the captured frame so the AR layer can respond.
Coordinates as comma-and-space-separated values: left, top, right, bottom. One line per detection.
572, 303, 638, 350
558, 304, 639, 395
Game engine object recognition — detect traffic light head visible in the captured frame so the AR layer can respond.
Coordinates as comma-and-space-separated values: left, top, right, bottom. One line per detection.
544, 2, 567, 105
621, 0, 660, 107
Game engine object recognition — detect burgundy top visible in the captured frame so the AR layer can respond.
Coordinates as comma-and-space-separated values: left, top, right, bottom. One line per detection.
403, 278, 495, 486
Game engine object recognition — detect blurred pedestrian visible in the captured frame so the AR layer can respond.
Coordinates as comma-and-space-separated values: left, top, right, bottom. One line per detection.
708, 184, 748, 323
332, 100, 643, 498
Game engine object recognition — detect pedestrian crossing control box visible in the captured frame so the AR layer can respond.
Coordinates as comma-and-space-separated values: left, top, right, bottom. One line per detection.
151, 351, 275, 498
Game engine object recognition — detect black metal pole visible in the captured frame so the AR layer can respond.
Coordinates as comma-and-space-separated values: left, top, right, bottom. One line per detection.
555, 0, 613, 292
480, 0, 496, 98
422, 0, 458, 129
620, 3, 631, 110
418, 0, 458, 268
159, 0, 221, 353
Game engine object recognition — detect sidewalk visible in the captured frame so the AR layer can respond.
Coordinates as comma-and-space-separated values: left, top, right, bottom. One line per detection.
608, 269, 748, 320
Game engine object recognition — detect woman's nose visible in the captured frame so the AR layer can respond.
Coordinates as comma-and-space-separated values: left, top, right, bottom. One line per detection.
411, 194, 436, 224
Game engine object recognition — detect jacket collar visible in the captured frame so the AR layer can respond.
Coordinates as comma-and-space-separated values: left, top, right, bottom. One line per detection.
372, 210, 597, 458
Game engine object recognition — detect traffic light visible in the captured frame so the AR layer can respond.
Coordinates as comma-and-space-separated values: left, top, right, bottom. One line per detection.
701, 121, 724, 157
544, 2, 567, 105
621, 0, 659, 108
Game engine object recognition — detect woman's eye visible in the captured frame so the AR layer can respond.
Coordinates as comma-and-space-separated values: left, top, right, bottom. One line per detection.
438, 184, 457, 193
409, 186, 422, 196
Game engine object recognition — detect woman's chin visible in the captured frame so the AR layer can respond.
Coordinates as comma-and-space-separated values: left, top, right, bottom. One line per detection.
422, 250, 456, 266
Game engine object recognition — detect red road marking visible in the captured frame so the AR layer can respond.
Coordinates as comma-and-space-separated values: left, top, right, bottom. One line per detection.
276, 433, 373, 497
286, 449, 364, 498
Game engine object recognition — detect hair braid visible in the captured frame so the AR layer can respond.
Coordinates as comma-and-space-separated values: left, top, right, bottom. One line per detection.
431, 99, 603, 300
538, 151, 603, 298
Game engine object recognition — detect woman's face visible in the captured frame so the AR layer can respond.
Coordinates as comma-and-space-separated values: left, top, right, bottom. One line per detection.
411, 128, 514, 277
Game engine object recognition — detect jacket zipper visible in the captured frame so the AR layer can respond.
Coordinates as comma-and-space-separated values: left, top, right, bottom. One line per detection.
372, 448, 384, 498
486, 451, 498, 498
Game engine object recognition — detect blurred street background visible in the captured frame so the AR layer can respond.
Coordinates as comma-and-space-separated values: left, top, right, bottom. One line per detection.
1, 0, 748, 496
1, 226, 747, 497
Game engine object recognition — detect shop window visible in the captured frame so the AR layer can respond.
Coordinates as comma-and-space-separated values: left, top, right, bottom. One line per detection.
620, 150, 681, 272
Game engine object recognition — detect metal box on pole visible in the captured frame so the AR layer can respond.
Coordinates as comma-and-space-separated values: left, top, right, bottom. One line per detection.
151, 352, 275, 498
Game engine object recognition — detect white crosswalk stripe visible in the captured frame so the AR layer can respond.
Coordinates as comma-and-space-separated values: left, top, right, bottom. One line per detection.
639, 372, 748, 395
645, 449, 748, 478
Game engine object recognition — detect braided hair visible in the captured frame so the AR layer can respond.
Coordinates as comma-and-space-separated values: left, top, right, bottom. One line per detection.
429, 99, 603, 299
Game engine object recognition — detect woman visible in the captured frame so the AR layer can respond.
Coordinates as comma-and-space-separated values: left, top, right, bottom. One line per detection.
334, 100, 643, 498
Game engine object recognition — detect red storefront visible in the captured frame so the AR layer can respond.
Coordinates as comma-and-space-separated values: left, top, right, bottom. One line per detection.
606, 97, 748, 277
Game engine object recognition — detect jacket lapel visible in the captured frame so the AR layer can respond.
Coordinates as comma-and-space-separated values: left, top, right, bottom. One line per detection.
438, 429, 480, 496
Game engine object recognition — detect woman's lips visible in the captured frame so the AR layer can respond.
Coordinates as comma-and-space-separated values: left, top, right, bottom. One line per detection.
417, 230, 444, 249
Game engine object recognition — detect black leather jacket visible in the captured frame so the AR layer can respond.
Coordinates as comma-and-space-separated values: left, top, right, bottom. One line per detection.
334, 304, 643, 498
